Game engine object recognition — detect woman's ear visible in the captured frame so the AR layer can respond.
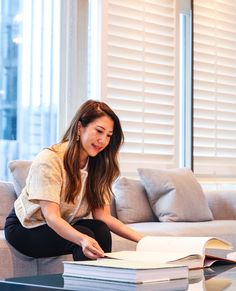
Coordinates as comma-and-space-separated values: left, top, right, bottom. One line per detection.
77, 121, 82, 130
76, 122, 81, 142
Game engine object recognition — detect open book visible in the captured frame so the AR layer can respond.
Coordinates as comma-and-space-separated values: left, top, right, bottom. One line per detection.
105, 236, 235, 270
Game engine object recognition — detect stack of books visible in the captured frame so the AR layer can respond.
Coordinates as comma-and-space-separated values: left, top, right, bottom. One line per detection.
63, 258, 188, 283
63, 236, 236, 290
63, 259, 189, 290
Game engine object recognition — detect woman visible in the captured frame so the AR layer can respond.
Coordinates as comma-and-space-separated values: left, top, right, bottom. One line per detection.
4, 100, 143, 260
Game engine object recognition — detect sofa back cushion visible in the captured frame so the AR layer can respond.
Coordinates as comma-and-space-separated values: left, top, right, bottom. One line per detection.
205, 190, 236, 220
8, 160, 32, 196
112, 177, 157, 224
0, 182, 17, 229
138, 168, 213, 222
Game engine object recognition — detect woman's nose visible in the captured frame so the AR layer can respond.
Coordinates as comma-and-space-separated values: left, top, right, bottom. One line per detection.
98, 135, 108, 145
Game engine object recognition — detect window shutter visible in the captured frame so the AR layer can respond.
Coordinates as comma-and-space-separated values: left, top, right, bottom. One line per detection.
100, 0, 178, 177
193, 0, 236, 183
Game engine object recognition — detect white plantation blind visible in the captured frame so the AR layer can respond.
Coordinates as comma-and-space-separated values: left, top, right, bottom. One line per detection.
193, 0, 236, 183
100, 0, 178, 177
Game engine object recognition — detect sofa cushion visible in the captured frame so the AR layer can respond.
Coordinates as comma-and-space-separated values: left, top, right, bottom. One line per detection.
0, 230, 73, 279
138, 168, 213, 222
112, 177, 157, 224
8, 160, 32, 196
205, 190, 236, 220
0, 182, 16, 229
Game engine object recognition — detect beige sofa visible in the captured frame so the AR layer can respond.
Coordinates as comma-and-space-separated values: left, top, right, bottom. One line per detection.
0, 161, 236, 279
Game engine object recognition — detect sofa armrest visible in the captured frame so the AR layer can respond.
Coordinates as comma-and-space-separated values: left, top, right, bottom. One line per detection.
0, 182, 17, 229
205, 190, 236, 220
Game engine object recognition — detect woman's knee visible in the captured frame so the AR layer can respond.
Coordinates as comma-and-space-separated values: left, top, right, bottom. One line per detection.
92, 220, 112, 252
73, 219, 112, 252
73, 225, 95, 238
92, 219, 110, 232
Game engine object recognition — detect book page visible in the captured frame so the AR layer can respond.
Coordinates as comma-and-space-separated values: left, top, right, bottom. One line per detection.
136, 236, 232, 258
69, 258, 180, 270
205, 238, 233, 250
105, 250, 201, 264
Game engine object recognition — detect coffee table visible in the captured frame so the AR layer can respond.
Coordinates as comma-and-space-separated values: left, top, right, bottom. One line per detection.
0, 265, 236, 290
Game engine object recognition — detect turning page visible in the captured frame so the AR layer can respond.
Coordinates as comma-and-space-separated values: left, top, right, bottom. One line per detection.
136, 236, 232, 255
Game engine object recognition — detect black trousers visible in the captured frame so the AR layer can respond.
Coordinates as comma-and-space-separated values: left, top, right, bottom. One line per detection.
4, 209, 112, 260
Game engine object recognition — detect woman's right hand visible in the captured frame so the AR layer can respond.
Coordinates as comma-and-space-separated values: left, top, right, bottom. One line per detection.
80, 234, 104, 260
39, 201, 105, 260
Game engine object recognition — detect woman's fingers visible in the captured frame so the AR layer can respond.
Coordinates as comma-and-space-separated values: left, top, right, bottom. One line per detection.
84, 246, 104, 259
86, 242, 104, 258
81, 236, 104, 259
92, 241, 104, 255
84, 249, 102, 260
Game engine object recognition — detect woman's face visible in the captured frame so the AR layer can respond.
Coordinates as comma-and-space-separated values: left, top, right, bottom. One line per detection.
79, 115, 114, 162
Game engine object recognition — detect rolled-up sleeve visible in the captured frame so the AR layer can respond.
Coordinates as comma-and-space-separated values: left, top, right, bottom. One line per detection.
27, 152, 63, 204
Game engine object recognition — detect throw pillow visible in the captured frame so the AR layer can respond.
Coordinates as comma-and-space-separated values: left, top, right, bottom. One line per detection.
8, 160, 32, 196
137, 168, 213, 222
0, 182, 16, 229
112, 177, 157, 224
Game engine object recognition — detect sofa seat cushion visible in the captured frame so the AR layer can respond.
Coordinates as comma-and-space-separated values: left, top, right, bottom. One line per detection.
0, 230, 37, 279
0, 230, 73, 279
37, 254, 73, 276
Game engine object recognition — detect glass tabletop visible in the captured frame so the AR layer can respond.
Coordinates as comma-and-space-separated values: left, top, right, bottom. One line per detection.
189, 264, 236, 291
1, 265, 236, 291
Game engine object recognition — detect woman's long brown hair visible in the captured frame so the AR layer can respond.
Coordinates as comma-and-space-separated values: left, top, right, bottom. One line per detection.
60, 100, 124, 211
